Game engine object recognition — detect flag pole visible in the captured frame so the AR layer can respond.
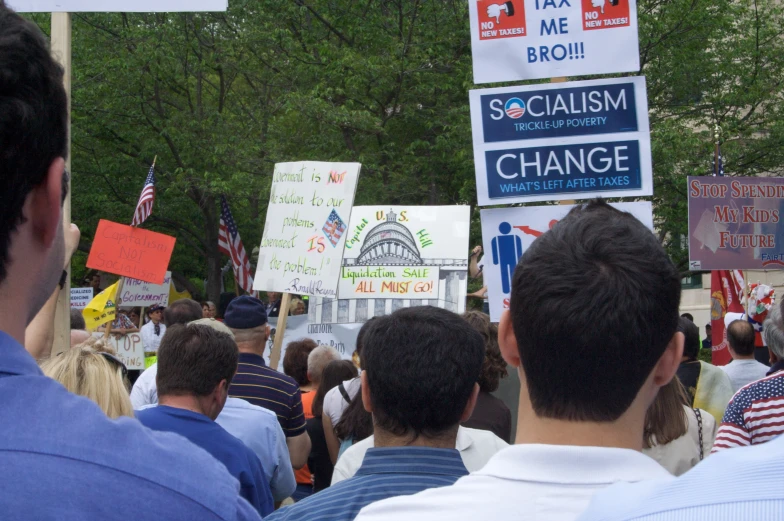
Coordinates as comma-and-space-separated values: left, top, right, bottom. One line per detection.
713, 125, 720, 176
269, 293, 292, 371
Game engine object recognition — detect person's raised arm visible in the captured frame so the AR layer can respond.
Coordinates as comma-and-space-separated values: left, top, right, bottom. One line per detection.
25, 223, 80, 360
468, 245, 482, 278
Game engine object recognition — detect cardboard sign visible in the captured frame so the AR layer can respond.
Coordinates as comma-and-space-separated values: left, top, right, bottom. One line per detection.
70, 287, 93, 310
688, 176, 784, 270
253, 162, 361, 297
469, 0, 639, 83
481, 201, 653, 321
338, 206, 470, 300
86, 220, 176, 285
120, 272, 172, 307
264, 316, 361, 368
470, 77, 652, 205
8, 0, 227, 12
91, 332, 145, 370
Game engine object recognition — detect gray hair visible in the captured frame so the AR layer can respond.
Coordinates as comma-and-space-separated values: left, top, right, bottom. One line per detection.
307, 345, 341, 383
763, 302, 784, 360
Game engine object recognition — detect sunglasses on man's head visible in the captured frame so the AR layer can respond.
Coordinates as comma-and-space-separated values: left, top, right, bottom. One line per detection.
99, 352, 128, 379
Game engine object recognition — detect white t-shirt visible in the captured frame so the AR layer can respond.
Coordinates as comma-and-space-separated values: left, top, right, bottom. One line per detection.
140, 321, 166, 353
355, 443, 673, 521
331, 426, 508, 485
130, 363, 158, 409
322, 376, 361, 427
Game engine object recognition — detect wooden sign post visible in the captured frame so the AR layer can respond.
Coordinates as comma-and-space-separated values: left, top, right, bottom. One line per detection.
268, 292, 291, 371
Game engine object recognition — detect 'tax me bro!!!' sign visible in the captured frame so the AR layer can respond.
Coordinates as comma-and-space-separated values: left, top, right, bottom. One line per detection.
469, 76, 652, 205
469, 0, 639, 83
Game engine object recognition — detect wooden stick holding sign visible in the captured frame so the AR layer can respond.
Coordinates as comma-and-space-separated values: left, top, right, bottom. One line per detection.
268, 292, 292, 371
103, 277, 126, 340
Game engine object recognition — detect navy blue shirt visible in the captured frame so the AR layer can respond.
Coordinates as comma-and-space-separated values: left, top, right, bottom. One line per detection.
266, 446, 468, 521
136, 405, 273, 517
0, 331, 260, 520
229, 353, 307, 437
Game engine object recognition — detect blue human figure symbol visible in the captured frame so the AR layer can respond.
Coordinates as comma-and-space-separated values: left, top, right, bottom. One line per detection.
492, 222, 523, 294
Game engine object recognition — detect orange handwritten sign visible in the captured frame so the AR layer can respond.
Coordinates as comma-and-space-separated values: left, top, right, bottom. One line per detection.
86, 220, 176, 285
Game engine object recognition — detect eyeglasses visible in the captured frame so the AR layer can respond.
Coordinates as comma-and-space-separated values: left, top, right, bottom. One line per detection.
99, 352, 128, 379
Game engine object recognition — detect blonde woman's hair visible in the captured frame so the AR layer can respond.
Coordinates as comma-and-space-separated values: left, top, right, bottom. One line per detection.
40, 343, 134, 419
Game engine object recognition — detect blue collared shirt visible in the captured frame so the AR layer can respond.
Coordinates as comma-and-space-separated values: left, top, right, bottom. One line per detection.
577, 433, 784, 521
0, 331, 260, 520
266, 446, 468, 521
137, 405, 274, 517
216, 397, 297, 501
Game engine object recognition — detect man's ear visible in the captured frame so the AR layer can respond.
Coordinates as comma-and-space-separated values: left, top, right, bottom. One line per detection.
498, 310, 521, 368
28, 158, 65, 248
459, 383, 480, 423
361, 371, 373, 413
652, 330, 684, 387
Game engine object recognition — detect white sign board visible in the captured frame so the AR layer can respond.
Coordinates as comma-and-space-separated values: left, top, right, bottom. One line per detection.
338, 206, 470, 300
119, 271, 171, 308
265, 316, 361, 368
8, 0, 227, 12
91, 332, 145, 370
469, 0, 639, 84
480, 201, 653, 321
70, 287, 93, 309
254, 161, 361, 298
470, 77, 652, 205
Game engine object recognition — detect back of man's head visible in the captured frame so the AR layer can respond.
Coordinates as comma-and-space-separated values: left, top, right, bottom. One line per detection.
156, 324, 238, 397
509, 200, 681, 422
362, 306, 484, 439
764, 303, 784, 360
727, 320, 755, 357
307, 345, 341, 384
70, 308, 86, 330
0, 2, 68, 297
678, 317, 701, 360
164, 299, 203, 327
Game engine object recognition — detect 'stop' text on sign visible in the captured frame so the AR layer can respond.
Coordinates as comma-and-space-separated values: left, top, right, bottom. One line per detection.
469, 0, 639, 84
86, 220, 176, 285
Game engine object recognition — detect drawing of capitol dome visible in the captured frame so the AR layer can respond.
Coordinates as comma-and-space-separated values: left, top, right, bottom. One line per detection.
356, 210, 423, 265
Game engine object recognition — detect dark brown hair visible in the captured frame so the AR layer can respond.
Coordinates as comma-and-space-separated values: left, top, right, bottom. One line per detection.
462, 310, 508, 393
283, 338, 318, 387
312, 360, 357, 418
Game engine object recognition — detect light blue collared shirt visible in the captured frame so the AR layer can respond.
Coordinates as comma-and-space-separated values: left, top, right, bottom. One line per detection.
217, 397, 297, 502
577, 434, 784, 521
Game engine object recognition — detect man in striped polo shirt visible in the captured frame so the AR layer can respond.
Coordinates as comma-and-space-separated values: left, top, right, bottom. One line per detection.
713, 302, 784, 452
264, 306, 485, 521
226, 296, 311, 471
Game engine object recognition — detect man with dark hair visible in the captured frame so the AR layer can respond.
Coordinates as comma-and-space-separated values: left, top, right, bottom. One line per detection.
676, 317, 734, 422
165, 298, 204, 327
703, 323, 712, 351
357, 200, 682, 521
681, 313, 694, 322
69, 308, 90, 346
226, 296, 311, 470
266, 306, 484, 521
136, 324, 273, 516
721, 319, 768, 392
0, 3, 261, 519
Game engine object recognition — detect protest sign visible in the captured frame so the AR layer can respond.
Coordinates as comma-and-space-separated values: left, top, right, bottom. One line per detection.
86, 220, 176, 285
120, 272, 172, 308
481, 201, 653, 321
338, 206, 470, 300
91, 332, 145, 370
264, 316, 361, 368
469, 0, 639, 83
8, 0, 227, 12
470, 77, 652, 205
254, 161, 361, 297
688, 176, 784, 270
70, 287, 93, 310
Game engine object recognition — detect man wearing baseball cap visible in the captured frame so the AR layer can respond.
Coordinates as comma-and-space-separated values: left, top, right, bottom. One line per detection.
226, 296, 312, 472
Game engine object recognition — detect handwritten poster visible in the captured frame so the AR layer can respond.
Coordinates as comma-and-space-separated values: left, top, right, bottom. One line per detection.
8, 0, 227, 12
481, 201, 653, 321
86, 220, 176, 284
337, 206, 470, 300
120, 272, 172, 308
70, 287, 93, 310
254, 161, 361, 297
264, 316, 361, 369
469, 77, 652, 205
469, 0, 640, 83
91, 332, 145, 370
688, 176, 784, 270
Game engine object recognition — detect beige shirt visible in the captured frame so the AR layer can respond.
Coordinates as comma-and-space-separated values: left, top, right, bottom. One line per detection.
643, 406, 717, 476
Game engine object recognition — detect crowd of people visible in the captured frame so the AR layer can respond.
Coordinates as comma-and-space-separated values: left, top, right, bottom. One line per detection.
3, 2, 784, 520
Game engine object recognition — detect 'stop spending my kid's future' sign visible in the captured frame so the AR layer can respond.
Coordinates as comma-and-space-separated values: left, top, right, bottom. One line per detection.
469, 76, 652, 205
7, 0, 227, 11
469, 0, 639, 84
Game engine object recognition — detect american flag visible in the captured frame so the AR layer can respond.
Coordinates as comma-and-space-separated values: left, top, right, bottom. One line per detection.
713, 372, 784, 452
713, 146, 725, 177
218, 195, 254, 293
131, 163, 156, 226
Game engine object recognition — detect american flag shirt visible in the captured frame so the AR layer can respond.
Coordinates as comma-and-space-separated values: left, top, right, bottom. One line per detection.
712, 371, 784, 452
